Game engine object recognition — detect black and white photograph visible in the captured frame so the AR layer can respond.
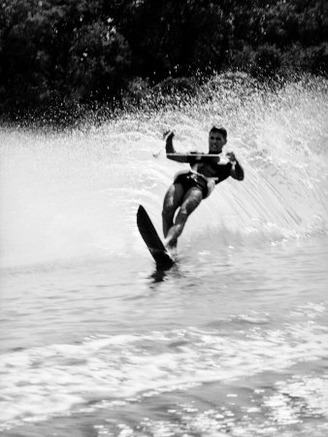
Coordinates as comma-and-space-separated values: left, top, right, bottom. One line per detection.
1, 1, 328, 436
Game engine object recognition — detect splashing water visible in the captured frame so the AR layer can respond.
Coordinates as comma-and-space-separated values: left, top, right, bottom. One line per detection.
1, 74, 327, 269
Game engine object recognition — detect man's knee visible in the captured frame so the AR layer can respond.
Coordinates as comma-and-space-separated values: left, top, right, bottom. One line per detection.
178, 195, 202, 223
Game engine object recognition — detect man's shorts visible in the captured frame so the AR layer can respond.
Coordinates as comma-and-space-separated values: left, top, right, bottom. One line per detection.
174, 171, 208, 198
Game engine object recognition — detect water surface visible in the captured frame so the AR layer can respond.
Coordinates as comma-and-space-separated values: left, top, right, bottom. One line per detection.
1, 75, 328, 436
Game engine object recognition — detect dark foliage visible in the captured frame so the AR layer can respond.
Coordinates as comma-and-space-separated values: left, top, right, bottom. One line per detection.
0, 0, 327, 124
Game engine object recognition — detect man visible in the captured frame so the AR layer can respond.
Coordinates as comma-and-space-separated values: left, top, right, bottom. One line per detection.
162, 126, 244, 251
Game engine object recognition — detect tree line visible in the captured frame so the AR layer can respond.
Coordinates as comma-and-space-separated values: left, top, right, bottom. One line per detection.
0, 0, 327, 124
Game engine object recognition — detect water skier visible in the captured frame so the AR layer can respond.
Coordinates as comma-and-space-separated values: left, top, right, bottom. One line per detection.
162, 126, 244, 251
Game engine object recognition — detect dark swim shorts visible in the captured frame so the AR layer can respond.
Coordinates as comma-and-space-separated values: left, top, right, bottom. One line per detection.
174, 172, 208, 197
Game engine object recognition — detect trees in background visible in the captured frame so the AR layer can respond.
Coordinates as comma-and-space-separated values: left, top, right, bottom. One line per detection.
0, 0, 327, 121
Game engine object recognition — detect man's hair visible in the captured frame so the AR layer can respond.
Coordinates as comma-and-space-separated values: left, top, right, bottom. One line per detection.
210, 125, 227, 140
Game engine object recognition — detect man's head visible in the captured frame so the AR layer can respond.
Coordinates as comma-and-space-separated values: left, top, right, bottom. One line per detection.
208, 126, 227, 154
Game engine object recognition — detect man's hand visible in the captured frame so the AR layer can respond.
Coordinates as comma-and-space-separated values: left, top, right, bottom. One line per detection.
227, 152, 244, 180
163, 130, 175, 142
226, 151, 237, 163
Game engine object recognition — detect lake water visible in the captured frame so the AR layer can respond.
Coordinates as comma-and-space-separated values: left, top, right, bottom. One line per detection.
1, 75, 328, 436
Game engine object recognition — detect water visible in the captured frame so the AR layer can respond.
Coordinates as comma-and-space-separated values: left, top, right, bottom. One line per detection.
1, 74, 328, 436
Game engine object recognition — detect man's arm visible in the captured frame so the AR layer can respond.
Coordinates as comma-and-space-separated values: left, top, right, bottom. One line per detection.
164, 131, 189, 163
226, 152, 244, 181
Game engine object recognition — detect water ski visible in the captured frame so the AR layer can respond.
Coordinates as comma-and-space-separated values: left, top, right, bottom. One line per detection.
137, 205, 174, 269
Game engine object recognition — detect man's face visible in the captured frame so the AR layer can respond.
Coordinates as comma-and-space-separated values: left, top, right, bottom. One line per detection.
209, 132, 227, 153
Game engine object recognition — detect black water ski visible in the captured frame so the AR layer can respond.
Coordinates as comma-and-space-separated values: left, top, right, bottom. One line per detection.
137, 205, 174, 269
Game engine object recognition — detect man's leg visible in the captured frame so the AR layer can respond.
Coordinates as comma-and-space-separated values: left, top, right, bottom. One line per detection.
162, 183, 184, 238
165, 187, 203, 249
